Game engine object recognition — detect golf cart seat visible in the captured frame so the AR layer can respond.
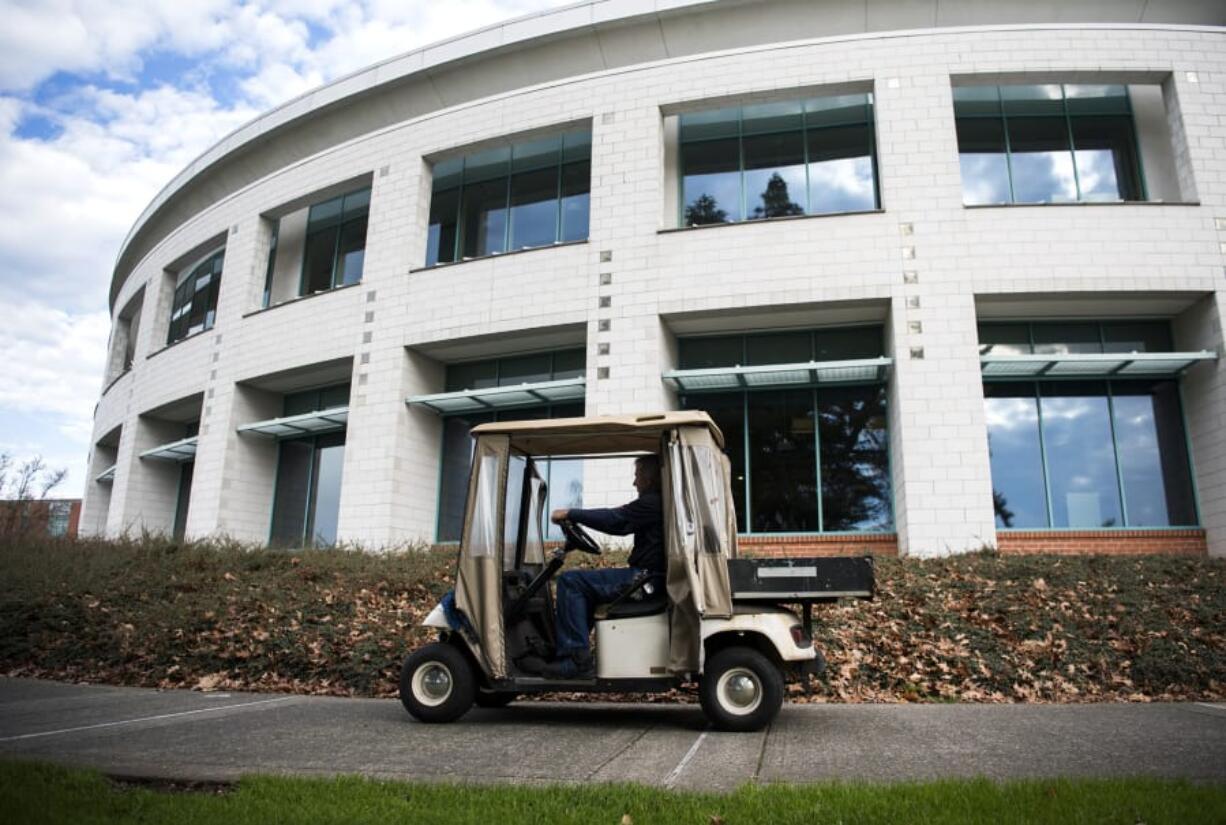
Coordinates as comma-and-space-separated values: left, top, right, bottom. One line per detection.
599, 588, 669, 619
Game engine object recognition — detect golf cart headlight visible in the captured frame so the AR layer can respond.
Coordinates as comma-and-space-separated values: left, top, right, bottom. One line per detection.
789, 624, 812, 648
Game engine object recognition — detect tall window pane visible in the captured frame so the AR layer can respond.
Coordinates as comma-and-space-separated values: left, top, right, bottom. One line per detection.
807, 123, 876, 214
1112, 381, 1196, 526
748, 390, 817, 532
682, 138, 741, 225
307, 433, 345, 546
1007, 117, 1077, 203
302, 225, 339, 293
461, 178, 509, 258
819, 386, 890, 531
957, 118, 1011, 205
173, 462, 193, 541
509, 136, 561, 251
1072, 115, 1142, 201
560, 159, 590, 242
427, 187, 460, 266
984, 384, 1048, 528
270, 439, 312, 545
337, 216, 367, 285
1040, 381, 1123, 528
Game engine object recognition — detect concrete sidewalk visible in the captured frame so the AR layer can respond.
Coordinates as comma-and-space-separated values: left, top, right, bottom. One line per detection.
1, 678, 1223, 790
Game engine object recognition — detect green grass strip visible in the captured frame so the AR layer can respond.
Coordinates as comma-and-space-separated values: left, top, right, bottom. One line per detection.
2, 760, 1224, 825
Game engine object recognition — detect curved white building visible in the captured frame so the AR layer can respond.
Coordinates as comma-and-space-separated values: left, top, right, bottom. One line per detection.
83, 0, 1226, 557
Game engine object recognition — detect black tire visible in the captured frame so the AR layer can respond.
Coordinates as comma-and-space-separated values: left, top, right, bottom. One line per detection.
699, 647, 784, 732
474, 689, 518, 709
399, 642, 476, 723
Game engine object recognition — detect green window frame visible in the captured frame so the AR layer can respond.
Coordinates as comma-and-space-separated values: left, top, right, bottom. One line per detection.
167, 249, 224, 345
678, 93, 879, 227
299, 188, 370, 296
426, 130, 592, 266
953, 83, 1147, 205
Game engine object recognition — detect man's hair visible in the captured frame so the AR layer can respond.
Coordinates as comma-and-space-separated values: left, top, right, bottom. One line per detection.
635, 454, 661, 487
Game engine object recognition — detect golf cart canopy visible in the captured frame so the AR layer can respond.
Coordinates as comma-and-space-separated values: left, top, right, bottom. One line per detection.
470, 412, 724, 456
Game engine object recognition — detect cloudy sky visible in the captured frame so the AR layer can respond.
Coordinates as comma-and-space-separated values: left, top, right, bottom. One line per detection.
0, 0, 570, 497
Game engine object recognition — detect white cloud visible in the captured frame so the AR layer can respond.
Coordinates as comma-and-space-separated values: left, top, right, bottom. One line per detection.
0, 0, 573, 497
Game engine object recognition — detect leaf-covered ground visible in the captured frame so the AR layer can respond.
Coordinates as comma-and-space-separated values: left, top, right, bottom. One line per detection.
1, 536, 1222, 702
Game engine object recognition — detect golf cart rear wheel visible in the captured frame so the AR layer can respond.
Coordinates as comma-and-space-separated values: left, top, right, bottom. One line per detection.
474, 689, 518, 709
399, 643, 476, 723
699, 647, 783, 732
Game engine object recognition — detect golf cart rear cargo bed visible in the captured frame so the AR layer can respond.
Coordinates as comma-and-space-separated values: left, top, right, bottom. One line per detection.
728, 556, 874, 602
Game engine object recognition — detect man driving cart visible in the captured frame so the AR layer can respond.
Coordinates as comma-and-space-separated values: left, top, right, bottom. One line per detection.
522, 455, 665, 679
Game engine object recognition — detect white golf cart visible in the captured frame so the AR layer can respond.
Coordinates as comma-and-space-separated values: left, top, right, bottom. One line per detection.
400, 412, 873, 731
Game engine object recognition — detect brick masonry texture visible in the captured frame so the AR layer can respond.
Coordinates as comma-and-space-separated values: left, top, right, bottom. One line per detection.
998, 530, 1209, 557
80, 12, 1226, 558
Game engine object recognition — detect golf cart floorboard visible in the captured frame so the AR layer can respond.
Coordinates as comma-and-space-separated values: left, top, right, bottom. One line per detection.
498, 676, 681, 694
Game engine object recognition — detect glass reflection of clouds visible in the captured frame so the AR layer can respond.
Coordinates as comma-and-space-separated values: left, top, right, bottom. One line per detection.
983, 378, 1197, 529
809, 157, 875, 214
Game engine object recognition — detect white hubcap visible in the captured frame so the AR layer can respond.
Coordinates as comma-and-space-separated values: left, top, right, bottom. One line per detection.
413, 662, 453, 706
717, 667, 762, 716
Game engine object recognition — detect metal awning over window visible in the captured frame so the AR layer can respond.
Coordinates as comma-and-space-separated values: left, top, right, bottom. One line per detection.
237, 406, 349, 439
95, 464, 116, 483
980, 351, 1217, 380
139, 436, 198, 462
662, 358, 892, 393
407, 377, 586, 414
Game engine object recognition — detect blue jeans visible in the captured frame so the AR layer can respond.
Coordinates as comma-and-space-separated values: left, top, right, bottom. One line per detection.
554, 567, 644, 658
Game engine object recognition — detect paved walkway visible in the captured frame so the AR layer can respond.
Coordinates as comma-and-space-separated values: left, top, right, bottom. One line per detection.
1, 678, 1224, 790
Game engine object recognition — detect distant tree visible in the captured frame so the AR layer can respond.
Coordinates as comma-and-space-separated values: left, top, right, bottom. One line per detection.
993, 490, 1015, 528
0, 453, 68, 536
684, 193, 728, 226
751, 172, 804, 219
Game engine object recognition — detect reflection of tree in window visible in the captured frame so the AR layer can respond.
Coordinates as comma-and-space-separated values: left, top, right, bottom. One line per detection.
751, 173, 804, 219
818, 387, 890, 531
684, 194, 728, 226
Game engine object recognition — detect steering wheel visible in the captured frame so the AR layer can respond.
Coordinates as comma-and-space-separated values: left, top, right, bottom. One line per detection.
559, 519, 601, 555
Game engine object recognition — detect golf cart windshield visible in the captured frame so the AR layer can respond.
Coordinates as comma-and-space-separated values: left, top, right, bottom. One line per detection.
453, 413, 736, 677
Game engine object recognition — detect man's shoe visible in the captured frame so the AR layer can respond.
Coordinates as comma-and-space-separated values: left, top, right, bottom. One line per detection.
542, 651, 595, 680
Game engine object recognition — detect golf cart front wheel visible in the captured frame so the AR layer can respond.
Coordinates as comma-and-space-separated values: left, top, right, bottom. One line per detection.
399, 643, 475, 723
699, 647, 783, 732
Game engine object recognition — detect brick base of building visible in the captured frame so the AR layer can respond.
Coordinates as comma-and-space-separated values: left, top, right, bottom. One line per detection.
997, 529, 1207, 556
737, 533, 898, 557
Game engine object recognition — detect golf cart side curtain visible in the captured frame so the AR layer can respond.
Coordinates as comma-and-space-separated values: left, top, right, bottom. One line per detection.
664, 425, 735, 674
455, 434, 509, 678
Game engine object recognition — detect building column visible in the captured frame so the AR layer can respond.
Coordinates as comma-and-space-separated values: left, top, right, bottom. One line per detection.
1174, 292, 1226, 557
887, 294, 997, 557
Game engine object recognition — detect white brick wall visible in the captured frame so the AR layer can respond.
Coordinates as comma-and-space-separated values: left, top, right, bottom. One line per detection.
81, 23, 1226, 555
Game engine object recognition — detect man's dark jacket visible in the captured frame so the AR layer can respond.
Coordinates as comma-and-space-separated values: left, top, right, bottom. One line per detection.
567, 490, 664, 574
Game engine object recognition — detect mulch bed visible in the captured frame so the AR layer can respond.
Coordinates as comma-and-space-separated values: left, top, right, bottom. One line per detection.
2, 536, 1222, 702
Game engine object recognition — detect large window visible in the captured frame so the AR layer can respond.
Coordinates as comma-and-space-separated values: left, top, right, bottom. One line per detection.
270, 384, 350, 547
427, 130, 591, 266
980, 321, 1196, 529
301, 189, 370, 294
679, 94, 878, 227
955, 84, 1145, 205
168, 249, 223, 345
677, 328, 891, 533
436, 349, 586, 541
985, 381, 1196, 529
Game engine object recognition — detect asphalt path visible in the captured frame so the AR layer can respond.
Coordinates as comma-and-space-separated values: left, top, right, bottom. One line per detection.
2, 678, 1224, 791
